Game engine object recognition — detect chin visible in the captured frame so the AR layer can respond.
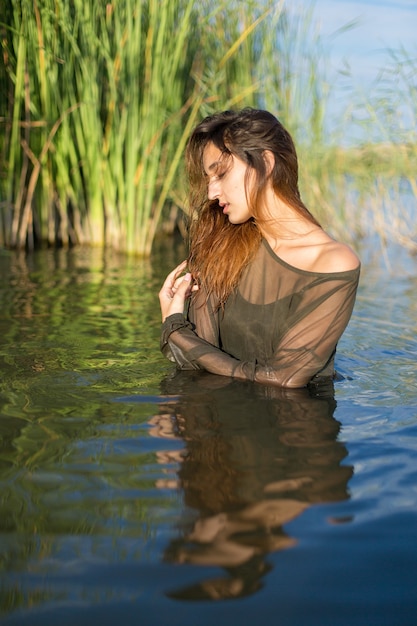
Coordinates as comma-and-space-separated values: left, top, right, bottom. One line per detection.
228, 215, 251, 225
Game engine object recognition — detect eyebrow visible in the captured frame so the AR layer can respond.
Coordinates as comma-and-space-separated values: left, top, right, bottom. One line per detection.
205, 160, 222, 174
204, 153, 230, 176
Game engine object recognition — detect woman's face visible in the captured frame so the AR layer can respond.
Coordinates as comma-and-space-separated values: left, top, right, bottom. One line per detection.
203, 142, 253, 225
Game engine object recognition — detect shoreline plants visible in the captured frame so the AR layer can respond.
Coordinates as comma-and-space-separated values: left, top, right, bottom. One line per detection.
0, 0, 416, 255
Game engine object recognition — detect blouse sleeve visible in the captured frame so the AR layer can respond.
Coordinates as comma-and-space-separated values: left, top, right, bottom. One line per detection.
160, 269, 360, 388
160, 287, 220, 368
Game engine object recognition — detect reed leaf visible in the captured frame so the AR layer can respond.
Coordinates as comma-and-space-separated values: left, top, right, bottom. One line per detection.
1, 0, 415, 255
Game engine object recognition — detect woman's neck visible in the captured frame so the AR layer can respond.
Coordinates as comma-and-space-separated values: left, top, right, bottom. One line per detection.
257, 195, 322, 246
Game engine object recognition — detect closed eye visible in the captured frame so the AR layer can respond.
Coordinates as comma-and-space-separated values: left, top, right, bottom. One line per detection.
204, 151, 232, 181
206, 169, 227, 185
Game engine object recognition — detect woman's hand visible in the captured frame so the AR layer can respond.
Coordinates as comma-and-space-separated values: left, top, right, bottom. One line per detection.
159, 260, 196, 322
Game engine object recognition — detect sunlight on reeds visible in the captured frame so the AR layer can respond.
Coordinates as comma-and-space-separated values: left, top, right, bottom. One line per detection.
0, 0, 416, 255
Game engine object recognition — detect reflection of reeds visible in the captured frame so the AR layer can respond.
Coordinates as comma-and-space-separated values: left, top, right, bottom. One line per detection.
0, 1, 416, 254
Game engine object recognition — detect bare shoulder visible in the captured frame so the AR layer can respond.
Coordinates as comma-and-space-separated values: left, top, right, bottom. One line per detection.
269, 228, 360, 273
313, 237, 360, 273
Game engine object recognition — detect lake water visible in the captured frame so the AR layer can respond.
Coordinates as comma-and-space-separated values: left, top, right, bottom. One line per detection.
0, 238, 417, 626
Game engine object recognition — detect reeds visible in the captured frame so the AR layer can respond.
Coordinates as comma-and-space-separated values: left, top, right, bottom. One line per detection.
1, 1, 416, 254
325, 45, 417, 252
0, 0, 277, 254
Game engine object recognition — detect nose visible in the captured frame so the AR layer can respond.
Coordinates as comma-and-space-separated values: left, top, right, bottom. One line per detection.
207, 178, 220, 201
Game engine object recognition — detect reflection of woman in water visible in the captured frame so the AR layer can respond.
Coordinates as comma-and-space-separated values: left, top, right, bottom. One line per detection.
154, 372, 352, 600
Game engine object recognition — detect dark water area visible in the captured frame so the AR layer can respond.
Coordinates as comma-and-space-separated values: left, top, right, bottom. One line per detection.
0, 239, 417, 626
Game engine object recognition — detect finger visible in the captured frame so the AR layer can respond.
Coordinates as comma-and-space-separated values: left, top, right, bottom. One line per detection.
171, 273, 193, 305
161, 260, 187, 289
159, 260, 188, 298
172, 274, 188, 292
177, 272, 192, 292
174, 274, 199, 294
171, 259, 188, 279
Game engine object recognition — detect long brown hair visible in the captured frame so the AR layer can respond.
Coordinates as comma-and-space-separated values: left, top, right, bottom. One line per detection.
186, 108, 320, 307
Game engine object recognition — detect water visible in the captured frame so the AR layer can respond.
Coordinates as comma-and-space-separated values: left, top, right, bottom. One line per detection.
1, 239, 417, 625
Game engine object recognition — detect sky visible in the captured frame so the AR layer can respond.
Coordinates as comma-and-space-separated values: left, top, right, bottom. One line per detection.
309, 0, 416, 80
296, 0, 417, 141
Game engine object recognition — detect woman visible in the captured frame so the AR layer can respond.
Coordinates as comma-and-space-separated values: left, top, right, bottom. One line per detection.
159, 108, 360, 388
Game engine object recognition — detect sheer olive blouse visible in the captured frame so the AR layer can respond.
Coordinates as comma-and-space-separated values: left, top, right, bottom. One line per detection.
160, 239, 360, 388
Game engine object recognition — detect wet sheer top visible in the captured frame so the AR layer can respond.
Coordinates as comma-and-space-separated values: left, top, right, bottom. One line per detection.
161, 239, 360, 387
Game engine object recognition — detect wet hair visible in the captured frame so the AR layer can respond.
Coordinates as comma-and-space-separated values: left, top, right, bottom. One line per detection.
186, 108, 320, 307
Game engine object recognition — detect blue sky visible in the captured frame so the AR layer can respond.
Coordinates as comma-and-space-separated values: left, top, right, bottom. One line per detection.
308, 0, 416, 82
296, 0, 417, 141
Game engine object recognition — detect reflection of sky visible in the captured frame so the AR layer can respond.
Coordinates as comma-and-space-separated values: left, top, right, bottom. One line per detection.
296, 0, 417, 141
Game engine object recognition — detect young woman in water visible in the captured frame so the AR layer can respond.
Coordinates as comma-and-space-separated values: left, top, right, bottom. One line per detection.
159, 108, 360, 388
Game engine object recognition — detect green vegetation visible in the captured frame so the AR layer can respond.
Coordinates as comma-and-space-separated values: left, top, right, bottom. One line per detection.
0, 0, 416, 255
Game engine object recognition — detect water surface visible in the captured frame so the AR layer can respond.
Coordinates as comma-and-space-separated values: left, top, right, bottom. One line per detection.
0, 240, 416, 625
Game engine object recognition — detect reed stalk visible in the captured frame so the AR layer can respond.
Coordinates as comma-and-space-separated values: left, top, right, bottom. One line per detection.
1, 0, 415, 254
1, 0, 279, 254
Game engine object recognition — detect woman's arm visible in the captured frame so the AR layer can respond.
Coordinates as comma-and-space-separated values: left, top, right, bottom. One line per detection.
160, 265, 359, 388
159, 265, 220, 368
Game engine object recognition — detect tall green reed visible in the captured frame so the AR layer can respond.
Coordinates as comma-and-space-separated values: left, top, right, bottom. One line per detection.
1, 0, 415, 254
324, 45, 417, 251
1, 0, 276, 254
